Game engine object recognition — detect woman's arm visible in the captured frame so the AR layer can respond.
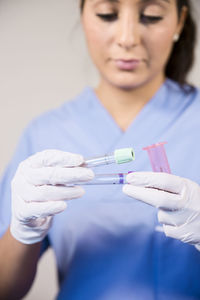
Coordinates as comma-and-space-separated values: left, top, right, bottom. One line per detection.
0, 228, 41, 300
0, 149, 94, 299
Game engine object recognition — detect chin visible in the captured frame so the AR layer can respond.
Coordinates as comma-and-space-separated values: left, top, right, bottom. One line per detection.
110, 79, 146, 91
106, 72, 149, 91
108, 71, 162, 91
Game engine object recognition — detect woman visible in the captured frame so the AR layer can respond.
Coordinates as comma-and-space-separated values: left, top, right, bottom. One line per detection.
0, 0, 200, 299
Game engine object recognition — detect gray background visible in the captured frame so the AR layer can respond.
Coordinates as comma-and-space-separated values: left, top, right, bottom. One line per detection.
0, 1, 199, 299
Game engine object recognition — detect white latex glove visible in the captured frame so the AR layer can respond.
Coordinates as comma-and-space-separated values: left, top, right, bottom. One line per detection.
123, 172, 200, 250
10, 149, 94, 244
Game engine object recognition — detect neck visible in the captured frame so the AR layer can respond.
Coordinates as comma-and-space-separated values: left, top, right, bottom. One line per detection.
95, 75, 165, 131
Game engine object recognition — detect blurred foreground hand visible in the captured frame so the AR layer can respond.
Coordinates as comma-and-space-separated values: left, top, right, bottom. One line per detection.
123, 172, 200, 251
10, 149, 94, 244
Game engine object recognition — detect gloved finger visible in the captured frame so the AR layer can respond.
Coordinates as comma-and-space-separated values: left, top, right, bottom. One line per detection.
163, 224, 195, 244
26, 216, 53, 229
25, 149, 84, 168
23, 184, 85, 202
22, 200, 67, 219
23, 166, 94, 186
123, 184, 181, 210
162, 224, 179, 240
157, 209, 191, 226
126, 172, 184, 194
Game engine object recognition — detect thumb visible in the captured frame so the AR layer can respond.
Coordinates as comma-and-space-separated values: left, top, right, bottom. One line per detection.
24, 201, 67, 219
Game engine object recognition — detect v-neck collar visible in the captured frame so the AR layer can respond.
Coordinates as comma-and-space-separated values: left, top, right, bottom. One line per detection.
85, 80, 168, 151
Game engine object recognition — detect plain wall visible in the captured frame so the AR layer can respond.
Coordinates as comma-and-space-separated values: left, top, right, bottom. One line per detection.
0, 1, 199, 299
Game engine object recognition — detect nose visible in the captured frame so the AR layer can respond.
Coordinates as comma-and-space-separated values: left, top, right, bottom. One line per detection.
116, 13, 140, 50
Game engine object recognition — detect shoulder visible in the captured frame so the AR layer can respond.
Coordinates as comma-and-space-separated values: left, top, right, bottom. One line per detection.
162, 79, 200, 116
25, 87, 93, 133
16, 87, 95, 153
166, 79, 200, 103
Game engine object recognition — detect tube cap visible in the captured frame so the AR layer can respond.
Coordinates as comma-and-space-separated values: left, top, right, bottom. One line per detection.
114, 148, 135, 164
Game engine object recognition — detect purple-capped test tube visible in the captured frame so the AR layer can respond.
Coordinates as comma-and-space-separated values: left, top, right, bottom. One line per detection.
143, 142, 171, 174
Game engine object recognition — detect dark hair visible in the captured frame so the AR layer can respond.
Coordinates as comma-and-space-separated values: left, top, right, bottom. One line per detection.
80, 0, 197, 88
166, 0, 197, 88
80, 0, 85, 11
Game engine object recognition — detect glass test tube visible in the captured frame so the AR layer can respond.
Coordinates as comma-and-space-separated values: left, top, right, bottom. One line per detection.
143, 142, 171, 174
84, 148, 135, 168
84, 155, 116, 167
75, 173, 131, 185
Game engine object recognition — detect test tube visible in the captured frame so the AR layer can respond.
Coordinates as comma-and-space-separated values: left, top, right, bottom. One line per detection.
74, 173, 131, 185
143, 142, 171, 173
84, 148, 135, 168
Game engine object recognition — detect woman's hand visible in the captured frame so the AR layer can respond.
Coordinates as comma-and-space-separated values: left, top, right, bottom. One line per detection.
10, 149, 94, 244
123, 172, 200, 249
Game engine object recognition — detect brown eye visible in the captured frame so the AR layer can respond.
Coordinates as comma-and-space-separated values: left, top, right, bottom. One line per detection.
96, 13, 118, 22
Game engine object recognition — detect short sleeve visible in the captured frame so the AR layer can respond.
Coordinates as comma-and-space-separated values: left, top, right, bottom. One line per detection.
0, 125, 50, 254
0, 127, 34, 237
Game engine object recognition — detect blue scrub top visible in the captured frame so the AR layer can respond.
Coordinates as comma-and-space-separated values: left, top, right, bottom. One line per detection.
1, 79, 200, 300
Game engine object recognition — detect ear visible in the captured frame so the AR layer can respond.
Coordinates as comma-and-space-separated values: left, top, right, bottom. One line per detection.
176, 6, 188, 37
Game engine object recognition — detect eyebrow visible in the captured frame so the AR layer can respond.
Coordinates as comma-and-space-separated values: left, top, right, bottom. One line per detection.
140, 0, 170, 3
90, 0, 119, 3
92, 0, 170, 3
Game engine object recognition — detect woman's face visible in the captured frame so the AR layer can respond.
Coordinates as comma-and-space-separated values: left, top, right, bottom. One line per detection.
81, 0, 186, 90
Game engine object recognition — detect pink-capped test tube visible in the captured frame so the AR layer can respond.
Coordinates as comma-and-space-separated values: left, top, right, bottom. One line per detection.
143, 142, 171, 174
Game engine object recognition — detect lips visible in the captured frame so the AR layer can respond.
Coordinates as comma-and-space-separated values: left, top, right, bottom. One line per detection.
114, 59, 140, 71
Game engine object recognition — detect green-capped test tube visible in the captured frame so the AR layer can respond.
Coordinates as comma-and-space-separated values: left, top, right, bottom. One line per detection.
84, 148, 135, 168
